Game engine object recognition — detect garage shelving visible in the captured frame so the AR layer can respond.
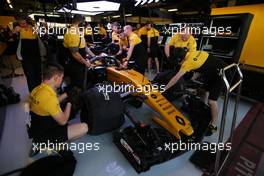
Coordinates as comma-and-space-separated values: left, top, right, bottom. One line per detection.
199, 13, 253, 64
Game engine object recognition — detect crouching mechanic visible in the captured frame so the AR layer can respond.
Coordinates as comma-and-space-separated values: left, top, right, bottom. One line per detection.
123, 25, 147, 74
165, 26, 197, 54
165, 26, 197, 70
164, 50, 228, 135
29, 63, 88, 143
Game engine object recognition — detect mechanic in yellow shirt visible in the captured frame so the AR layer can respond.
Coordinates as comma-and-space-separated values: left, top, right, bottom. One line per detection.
123, 25, 147, 74
111, 22, 120, 44
165, 27, 197, 63
29, 63, 88, 143
14, 15, 41, 92
165, 50, 228, 136
108, 22, 121, 55
146, 22, 160, 73
63, 14, 95, 89
137, 22, 148, 49
97, 23, 107, 41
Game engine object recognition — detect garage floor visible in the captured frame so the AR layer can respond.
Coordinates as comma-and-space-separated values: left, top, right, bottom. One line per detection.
0, 73, 254, 176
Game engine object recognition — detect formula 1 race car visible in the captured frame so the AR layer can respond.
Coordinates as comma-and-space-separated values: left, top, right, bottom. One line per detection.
81, 55, 211, 173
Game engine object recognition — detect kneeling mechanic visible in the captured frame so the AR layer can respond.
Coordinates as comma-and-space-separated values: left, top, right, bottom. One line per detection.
29, 63, 88, 143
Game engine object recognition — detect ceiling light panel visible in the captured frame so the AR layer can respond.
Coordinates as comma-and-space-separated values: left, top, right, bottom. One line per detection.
58, 8, 103, 16
76, 1, 120, 12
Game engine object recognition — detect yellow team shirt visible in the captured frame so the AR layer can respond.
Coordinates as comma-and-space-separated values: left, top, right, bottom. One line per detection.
30, 83, 62, 117
138, 26, 148, 36
112, 31, 119, 43
180, 51, 209, 73
99, 27, 107, 36
20, 26, 38, 39
133, 29, 139, 35
129, 32, 141, 46
147, 28, 160, 38
168, 33, 197, 52
119, 38, 129, 49
63, 28, 86, 49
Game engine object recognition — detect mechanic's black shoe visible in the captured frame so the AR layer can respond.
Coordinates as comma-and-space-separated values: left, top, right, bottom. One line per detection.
205, 124, 217, 136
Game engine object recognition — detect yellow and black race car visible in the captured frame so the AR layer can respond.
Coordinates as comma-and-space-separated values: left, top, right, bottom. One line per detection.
82, 55, 211, 173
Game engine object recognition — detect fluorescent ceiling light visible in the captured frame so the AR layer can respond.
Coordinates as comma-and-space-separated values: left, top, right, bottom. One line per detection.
58, 7, 103, 16
7, 0, 13, 8
125, 14, 132, 17
134, 0, 159, 6
141, 0, 148, 5
76, 1, 120, 12
168, 8, 178, 12
112, 15, 120, 18
29, 13, 60, 18
148, 0, 159, 3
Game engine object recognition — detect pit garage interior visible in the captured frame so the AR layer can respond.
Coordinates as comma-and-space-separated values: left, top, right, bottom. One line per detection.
0, 0, 264, 176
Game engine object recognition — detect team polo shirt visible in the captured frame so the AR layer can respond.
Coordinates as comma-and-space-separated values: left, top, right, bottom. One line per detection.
20, 26, 38, 39
63, 28, 86, 49
168, 33, 197, 52
147, 28, 160, 38
128, 32, 142, 46
112, 31, 119, 43
133, 29, 139, 35
30, 83, 62, 117
180, 51, 209, 73
138, 26, 148, 36
119, 37, 129, 48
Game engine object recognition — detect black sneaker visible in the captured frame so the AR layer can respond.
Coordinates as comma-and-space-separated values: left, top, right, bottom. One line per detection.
205, 124, 217, 136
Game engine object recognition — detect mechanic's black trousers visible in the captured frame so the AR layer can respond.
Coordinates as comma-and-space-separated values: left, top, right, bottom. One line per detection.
130, 42, 148, 75
21, 39, 42, 92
